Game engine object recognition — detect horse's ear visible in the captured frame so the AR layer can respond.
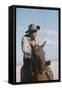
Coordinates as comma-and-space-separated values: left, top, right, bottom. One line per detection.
40, 41, 46, 48
40, 45, 44, 48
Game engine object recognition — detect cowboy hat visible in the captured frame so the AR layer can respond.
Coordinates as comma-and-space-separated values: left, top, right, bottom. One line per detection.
25, 24, 40, 33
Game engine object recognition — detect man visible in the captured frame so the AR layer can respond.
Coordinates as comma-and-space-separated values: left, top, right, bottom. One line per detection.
21, 24, 46, 81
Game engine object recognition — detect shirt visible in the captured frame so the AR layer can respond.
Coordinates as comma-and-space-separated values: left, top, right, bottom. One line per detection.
21, 35, 42, 58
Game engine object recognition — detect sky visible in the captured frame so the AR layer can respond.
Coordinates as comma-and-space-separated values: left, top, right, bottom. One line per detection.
16, 7, 59, 65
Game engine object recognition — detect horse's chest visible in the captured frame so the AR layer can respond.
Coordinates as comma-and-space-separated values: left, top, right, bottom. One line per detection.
36, 73, 50, 81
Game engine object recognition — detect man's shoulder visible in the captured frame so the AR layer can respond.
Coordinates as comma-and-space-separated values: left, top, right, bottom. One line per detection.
22, 35, 30, 41
23, 34, 31, 39
22, 35, 27, 39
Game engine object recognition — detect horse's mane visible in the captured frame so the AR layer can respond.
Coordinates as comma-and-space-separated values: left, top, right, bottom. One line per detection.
32, 45, 45, 60
31, 44, 46, 74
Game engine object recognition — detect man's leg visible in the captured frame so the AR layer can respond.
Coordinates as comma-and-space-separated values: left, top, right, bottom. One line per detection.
22, 58, 33, 82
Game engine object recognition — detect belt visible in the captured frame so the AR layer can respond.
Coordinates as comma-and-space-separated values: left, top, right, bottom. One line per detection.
24, 53, 32, 59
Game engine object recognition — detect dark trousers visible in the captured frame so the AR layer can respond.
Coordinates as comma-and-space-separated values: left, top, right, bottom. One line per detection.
21, 58, 33, 82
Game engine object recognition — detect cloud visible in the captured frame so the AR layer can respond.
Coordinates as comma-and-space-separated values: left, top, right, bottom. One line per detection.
39, 29, 58, 44
44, 29, 58, 36
44, 38, 57, 46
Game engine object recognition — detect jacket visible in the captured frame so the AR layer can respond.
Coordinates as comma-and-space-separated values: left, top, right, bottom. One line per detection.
21, 35, 42, 59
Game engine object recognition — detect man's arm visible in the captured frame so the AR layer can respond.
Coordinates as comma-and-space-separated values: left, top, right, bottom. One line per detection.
21, 36, 32, 57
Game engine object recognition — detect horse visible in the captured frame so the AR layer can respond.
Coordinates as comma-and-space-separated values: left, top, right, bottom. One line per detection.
21, 44, 53, 82
31, 44, 53, 81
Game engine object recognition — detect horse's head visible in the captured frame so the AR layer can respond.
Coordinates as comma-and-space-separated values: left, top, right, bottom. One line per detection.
32, 44, 45, 57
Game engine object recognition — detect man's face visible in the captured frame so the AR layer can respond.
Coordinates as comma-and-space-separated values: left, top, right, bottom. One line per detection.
32, 31, 37, 39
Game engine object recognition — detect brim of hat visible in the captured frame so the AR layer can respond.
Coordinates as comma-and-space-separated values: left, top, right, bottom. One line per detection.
25, 29, 39, 33
25, 25, 40, 33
